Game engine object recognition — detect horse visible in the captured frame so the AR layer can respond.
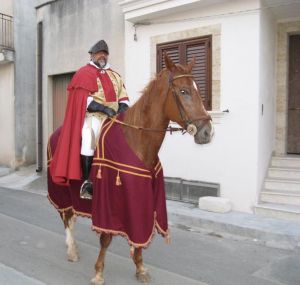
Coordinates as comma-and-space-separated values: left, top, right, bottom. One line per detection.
47, 54, 213, 285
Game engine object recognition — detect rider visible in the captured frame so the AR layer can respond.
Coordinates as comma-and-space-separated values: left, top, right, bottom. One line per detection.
49, 40, 129, 199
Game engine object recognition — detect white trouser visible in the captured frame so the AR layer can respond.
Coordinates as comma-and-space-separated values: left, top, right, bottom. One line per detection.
80, 114, 106, 156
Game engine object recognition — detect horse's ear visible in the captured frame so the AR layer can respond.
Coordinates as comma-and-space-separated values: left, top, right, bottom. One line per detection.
187, 56, 196, 73
164, 53, 176, 72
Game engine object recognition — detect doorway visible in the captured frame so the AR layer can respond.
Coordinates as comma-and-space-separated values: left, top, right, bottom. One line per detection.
287, 34, 300, 154
52, 73, 74, 130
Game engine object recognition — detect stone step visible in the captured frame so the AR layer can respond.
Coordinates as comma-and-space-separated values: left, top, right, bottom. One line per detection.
268, 167, 300, 180
260, 190, 300, 206
255, 203, 300, 223
271, 156, 300, 168
264, 178, 300, 192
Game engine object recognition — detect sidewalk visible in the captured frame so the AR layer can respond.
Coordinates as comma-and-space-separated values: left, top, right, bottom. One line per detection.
0, 165, 299, 251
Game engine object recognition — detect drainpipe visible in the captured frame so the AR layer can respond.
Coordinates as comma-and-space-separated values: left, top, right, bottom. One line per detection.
36, 21, 43, 172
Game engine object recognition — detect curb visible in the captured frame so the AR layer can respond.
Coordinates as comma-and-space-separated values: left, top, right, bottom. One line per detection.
167, 200, 300, 250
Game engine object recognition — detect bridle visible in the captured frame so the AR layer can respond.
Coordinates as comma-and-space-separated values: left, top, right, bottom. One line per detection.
169, 73, 211, 135
111, 73, 212, 135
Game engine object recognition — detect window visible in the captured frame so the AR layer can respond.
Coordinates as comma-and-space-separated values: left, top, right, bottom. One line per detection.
157, 36, 212, 110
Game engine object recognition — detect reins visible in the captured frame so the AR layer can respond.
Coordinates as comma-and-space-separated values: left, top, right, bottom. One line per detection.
110, 117, 186, 134
110, 73, 212, 135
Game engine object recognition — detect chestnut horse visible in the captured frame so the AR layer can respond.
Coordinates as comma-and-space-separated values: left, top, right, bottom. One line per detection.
48, 55, 213, 285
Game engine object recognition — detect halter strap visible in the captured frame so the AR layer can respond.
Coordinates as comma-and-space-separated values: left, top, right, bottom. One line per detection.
111, 73, 211, 134
169, 73, 211, 129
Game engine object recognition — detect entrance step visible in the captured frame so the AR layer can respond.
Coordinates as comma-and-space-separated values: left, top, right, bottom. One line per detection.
257, 155, 300, 222
260, 189, 300, 206
271, 156, 300, 168
264, 178, 300, 192
254, 203, 300, 222
268, 167, 300, 180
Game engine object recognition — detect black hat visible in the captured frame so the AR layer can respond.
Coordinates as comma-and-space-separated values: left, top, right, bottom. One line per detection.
88, 40, 109, 54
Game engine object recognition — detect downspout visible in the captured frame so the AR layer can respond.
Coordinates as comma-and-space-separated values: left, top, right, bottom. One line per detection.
36, 21, 43, 172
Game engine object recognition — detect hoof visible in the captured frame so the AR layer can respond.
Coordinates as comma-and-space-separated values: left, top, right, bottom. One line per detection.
136, 270, 151, 283
67, 246, 79, 262
90, 276, 104, 285
68, 254, 79, 262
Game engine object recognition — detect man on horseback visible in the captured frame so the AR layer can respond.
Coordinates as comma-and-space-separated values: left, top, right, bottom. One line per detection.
49, 40, 129, 200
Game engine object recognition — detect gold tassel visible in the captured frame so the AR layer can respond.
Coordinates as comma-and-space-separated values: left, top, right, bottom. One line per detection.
96, 165, 102, 179
130, 246, 134, 257
116, 171, 122, 186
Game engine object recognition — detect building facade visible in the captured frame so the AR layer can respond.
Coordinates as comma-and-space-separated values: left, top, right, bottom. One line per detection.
118, 0, 300, 218
0, 0, 36, 169
30, 0, 300, 219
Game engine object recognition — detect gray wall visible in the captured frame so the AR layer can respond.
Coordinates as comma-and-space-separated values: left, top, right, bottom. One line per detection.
36, 0, 125, 168
14, 0, 37, 166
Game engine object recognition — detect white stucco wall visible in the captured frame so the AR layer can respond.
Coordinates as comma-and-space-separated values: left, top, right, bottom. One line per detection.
123, 0, 261, 212
0, 63, 15, 167
257, 6, 276, 201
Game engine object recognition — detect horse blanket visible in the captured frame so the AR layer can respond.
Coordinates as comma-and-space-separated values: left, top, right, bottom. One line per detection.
48, 115, 169, 248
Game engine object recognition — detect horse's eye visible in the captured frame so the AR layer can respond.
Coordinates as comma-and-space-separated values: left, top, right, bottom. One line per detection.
180, 89, 187, 95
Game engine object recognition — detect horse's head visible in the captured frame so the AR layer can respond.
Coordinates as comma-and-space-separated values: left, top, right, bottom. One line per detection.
163, 54, 214, 144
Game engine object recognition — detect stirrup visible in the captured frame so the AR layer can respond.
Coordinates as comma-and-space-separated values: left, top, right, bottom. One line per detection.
80, 180, 93, 200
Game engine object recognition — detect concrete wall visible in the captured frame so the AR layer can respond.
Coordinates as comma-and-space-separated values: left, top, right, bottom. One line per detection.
0, 0, 36, 168
13, 0, 37, 166
123, 0, 261, 212
257, 4, 276, 200
36, 0, 125, 168
0, 2, 14, 167
0, 63, 15, 167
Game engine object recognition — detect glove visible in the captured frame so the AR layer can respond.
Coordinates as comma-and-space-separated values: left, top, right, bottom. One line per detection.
117, 102, 129, 114
87, 101, 116, 117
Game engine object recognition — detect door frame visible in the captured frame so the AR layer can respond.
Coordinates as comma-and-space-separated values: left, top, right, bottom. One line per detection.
276, 21, 300, 155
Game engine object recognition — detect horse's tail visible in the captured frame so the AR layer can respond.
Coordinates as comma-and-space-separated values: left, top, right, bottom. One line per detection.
47, 126, 62, 166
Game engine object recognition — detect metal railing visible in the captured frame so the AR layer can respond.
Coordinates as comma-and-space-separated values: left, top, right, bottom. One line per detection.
0, 13, 14, 50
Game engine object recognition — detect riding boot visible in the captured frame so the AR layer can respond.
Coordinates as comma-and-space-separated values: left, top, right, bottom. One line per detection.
80, 155, 94, 200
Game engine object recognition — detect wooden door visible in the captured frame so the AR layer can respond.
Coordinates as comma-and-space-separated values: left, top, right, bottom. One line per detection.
288, 35, 300, 154
52, 73, 74, 130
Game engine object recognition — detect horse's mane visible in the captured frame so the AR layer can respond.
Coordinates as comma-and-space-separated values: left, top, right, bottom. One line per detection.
130, 64, 189, 114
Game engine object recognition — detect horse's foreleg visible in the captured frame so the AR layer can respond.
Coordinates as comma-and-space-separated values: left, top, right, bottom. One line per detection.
59, 208, 79, 262
91, 233, 112, 285
133, 248, 151, 283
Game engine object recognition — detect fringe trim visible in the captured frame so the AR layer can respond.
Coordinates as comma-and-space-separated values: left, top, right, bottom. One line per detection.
48, 196, 169, 249
91, 212, 169, 249
47, 195, 92, 219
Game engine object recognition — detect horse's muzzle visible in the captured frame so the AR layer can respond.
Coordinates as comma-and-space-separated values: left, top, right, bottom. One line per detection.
194, 120, 214, 144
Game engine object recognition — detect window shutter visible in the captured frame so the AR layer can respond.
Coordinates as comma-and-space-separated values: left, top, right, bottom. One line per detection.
186, 39, 211, 108
157, 44, 180, 72
157, 36, 212, 110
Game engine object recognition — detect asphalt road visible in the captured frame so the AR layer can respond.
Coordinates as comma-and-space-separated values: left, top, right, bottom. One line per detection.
0, 186, 299, 285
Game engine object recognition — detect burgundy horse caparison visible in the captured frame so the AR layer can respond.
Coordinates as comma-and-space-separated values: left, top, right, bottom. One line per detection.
48, 55, 213, 285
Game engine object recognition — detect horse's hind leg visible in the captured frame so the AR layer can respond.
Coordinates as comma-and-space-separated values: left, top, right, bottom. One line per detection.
133, 248, 151, 283
59, 208, 79, 262
91, 233, 112, 285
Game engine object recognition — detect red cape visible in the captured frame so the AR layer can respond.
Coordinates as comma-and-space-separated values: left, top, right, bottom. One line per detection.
49, 64, 99, 185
